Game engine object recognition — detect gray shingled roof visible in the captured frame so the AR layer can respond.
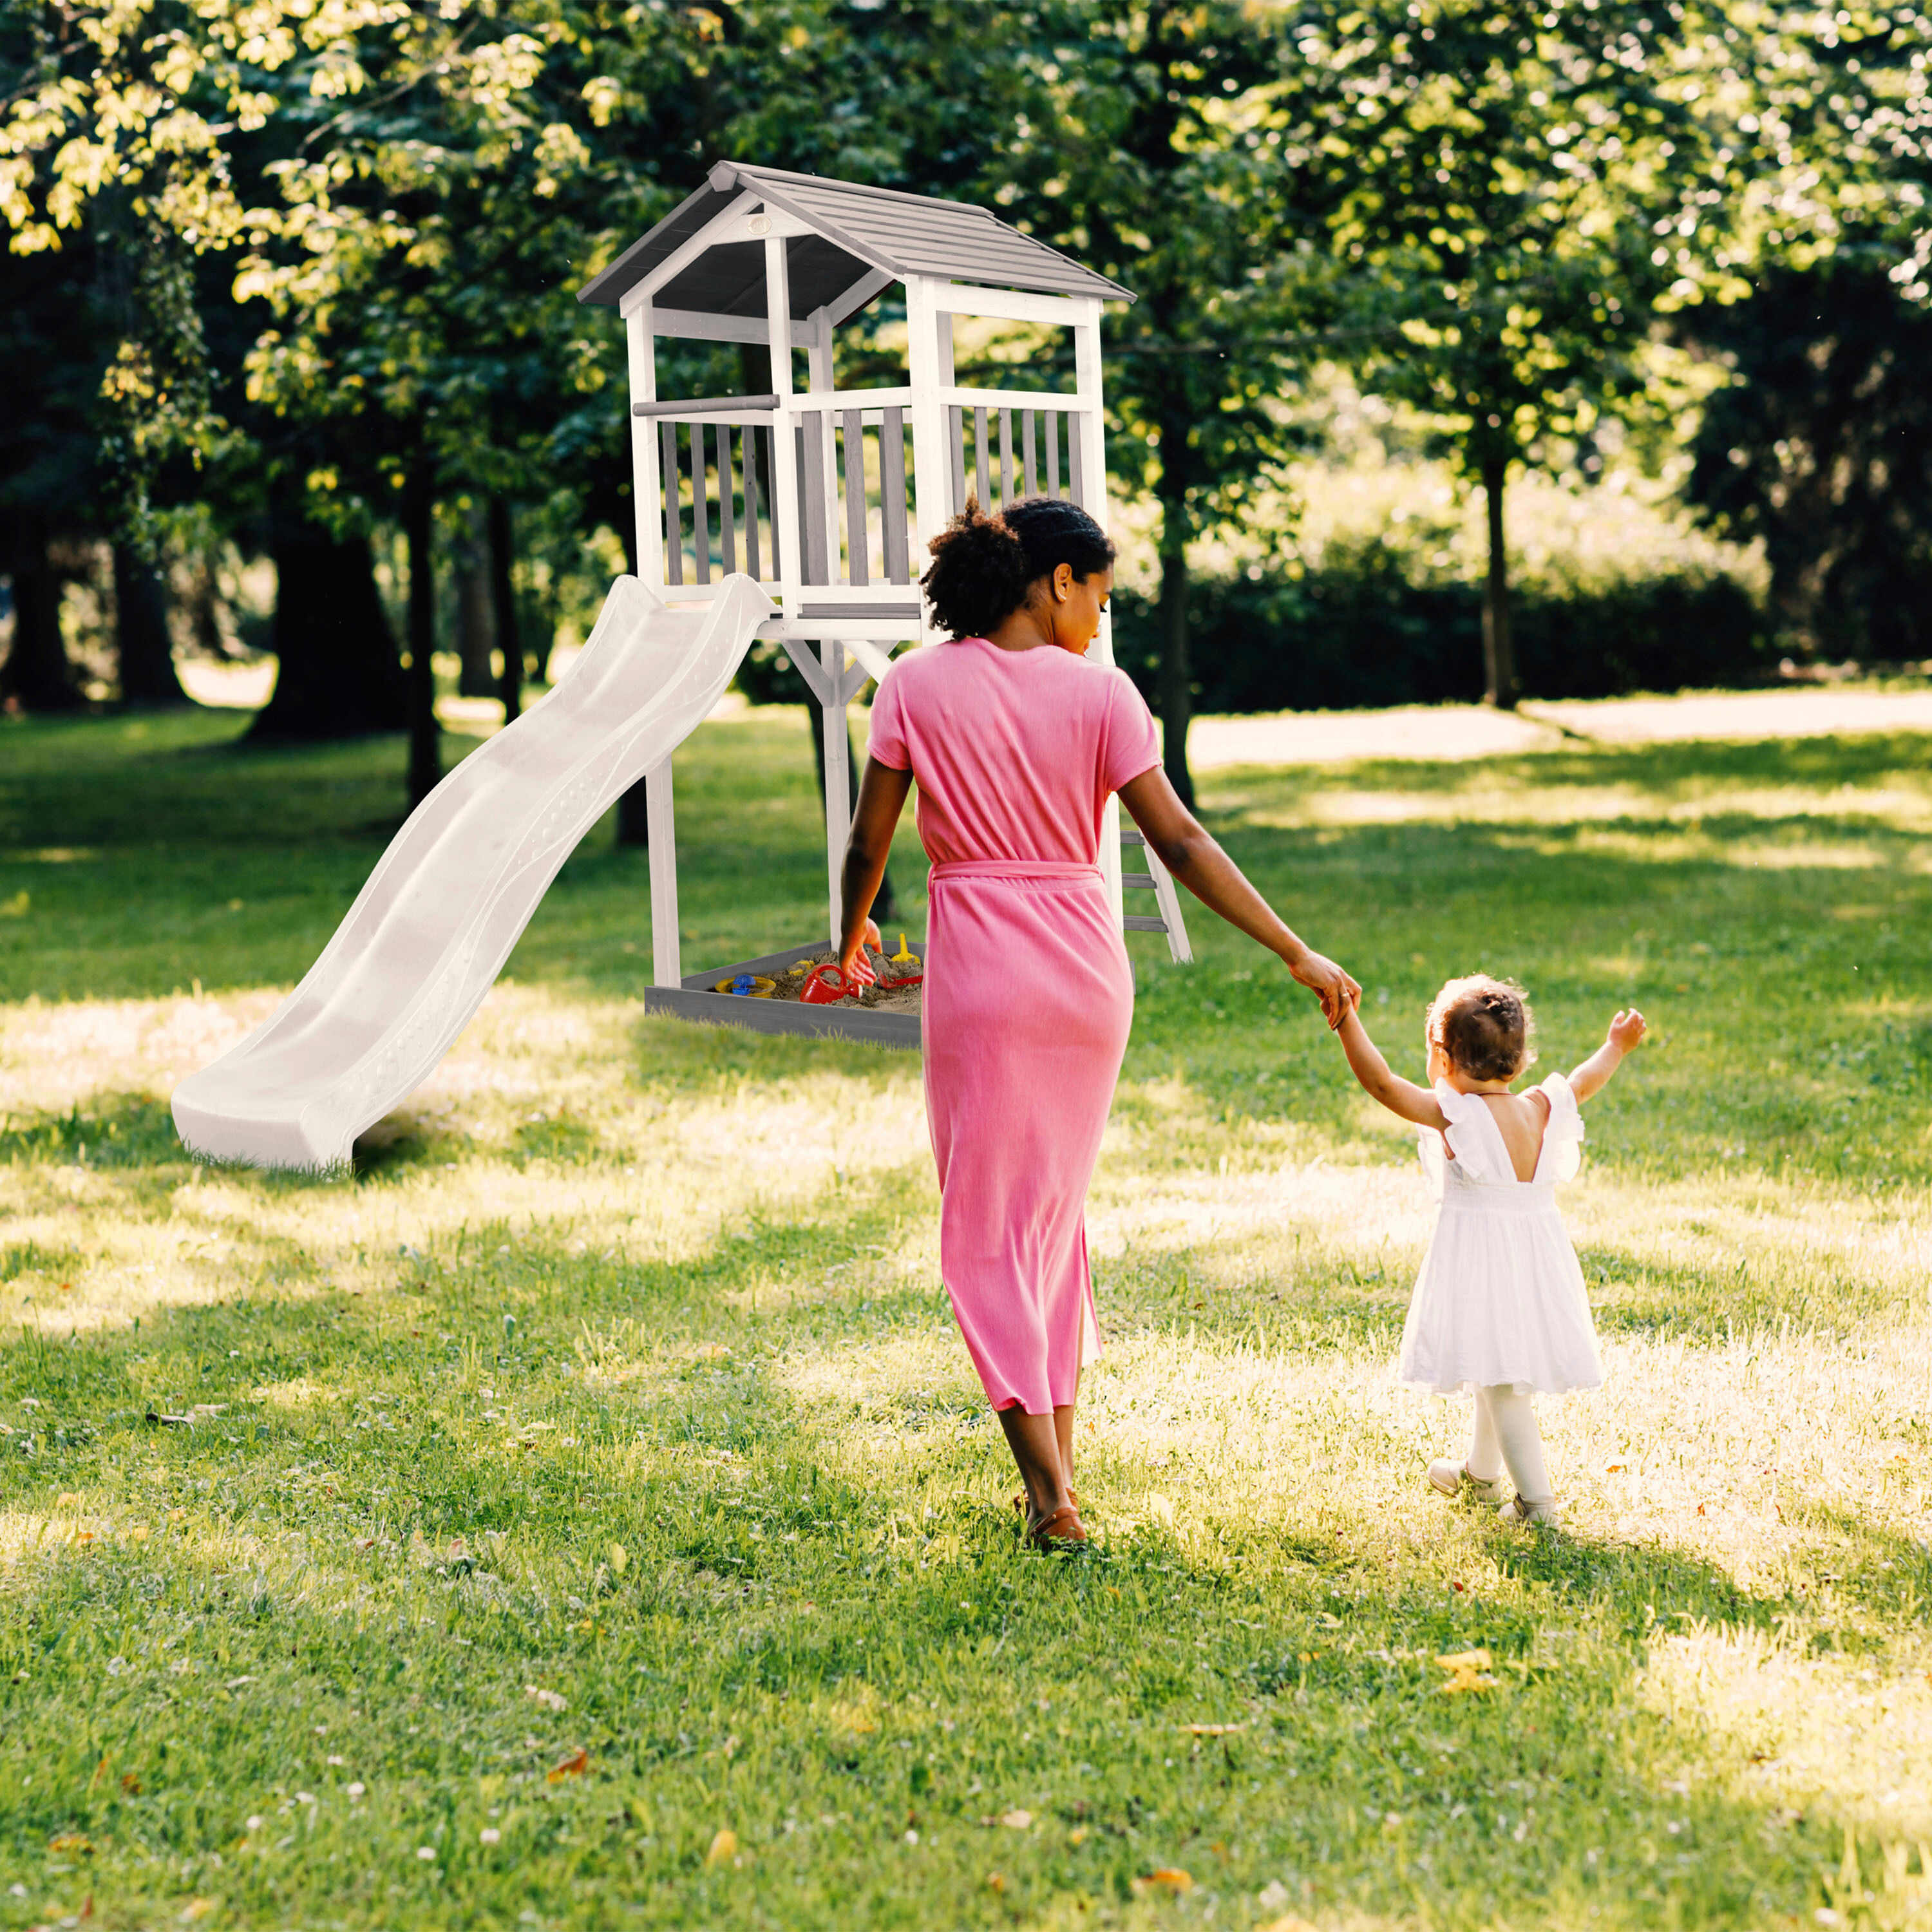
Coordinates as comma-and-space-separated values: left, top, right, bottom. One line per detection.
577, 160, 1133, 315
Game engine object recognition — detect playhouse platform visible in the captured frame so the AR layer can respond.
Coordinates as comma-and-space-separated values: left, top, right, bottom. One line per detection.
642, 941, 923, 1047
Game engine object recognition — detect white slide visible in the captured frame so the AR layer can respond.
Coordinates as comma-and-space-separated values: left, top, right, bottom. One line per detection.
173, 573, 775, 1170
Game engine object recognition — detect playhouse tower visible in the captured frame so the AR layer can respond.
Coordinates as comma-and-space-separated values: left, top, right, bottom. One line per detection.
578, 162, 1188, 1032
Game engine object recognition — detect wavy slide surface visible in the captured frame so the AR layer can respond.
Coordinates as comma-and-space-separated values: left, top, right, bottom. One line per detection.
173, 574, 774, 1170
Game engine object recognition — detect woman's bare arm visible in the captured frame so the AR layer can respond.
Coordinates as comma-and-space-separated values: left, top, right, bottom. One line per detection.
837, 757, 915, 982
1335, 1007, 1448, 1130
1117, 764, 1361, 1027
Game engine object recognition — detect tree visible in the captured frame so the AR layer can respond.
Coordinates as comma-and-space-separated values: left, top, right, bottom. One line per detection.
1271, 0, 1740, 706
1002, 0, 1313, 804
1685, 254, 1932, 657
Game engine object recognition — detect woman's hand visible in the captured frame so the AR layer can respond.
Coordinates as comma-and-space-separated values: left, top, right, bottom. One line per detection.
1285, 947, 1361, 1030
840, 918, 882, 987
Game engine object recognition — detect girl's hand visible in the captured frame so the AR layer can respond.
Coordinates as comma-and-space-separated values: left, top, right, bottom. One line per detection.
840, 918, 882, 987
1607, 1007, 1647, 1053
1287, 949, 1363, 1030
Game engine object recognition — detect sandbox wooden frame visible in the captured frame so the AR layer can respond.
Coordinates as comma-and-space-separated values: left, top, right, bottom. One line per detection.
641, 940, 923, 1047
582, 162, 1184, 1046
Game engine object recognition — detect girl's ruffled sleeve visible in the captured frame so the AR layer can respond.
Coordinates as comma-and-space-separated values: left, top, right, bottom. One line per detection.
1430, 1080, 1509, 1183
1538, 1071, 1586, 1181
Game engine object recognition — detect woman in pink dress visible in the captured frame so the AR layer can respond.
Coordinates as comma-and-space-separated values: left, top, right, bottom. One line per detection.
837, 499, 1358, 1548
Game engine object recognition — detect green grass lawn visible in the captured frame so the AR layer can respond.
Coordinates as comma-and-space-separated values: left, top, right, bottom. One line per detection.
2, 700, 1929, 1931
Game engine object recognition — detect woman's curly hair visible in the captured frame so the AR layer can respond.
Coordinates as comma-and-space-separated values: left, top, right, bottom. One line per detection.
1426, 974, 1537, 1083
920, 496, 1116, 639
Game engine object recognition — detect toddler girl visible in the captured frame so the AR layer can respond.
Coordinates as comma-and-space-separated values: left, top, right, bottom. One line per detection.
1332, 974, 1646, 1526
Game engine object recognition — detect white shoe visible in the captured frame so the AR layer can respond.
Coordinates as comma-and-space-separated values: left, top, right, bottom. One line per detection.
1428, 1459, 1511, 1506
1498, 1493, 1560, 1527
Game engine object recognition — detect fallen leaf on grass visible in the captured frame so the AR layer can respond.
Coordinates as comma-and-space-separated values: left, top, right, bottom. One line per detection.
48, 1833, 93, 1854
984, 1873, 1005, 1893
705, 1828, 738, 1866
525, 1685, 567, 1712
178, 1899, 216, 1922
1435, 1648, 1498, 1694
1181, 1723, 1245, 1737
120, 1774, 142, 1795
607, 1542, 629, 1577
546, 1748, 589, 1783
1132, 1869, 1193, 1897
997, 1810, 1032, 1830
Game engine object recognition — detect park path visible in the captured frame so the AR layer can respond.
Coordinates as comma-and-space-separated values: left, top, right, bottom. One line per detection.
1183, 685, 1932, 770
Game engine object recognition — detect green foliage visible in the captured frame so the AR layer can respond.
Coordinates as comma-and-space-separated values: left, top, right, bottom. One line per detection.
1112, 548, 1771, 709
1684, 256, 1932, 660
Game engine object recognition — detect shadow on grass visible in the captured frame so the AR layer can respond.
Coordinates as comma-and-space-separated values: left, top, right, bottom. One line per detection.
0, 1184, 1909, 1929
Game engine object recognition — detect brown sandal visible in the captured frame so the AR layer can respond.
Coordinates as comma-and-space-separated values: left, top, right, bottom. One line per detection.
1025, 1504, 1089, 1549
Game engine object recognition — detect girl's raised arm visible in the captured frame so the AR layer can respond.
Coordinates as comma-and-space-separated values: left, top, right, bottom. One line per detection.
1568, 1008, 1647, 1103
1334, 1006, 1448, 1130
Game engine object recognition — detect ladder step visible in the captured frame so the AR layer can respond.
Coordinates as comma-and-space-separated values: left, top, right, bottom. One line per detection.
1123, 914, 1170, 932
1122, 871, 1157, 890
1121, 829, 1146, 846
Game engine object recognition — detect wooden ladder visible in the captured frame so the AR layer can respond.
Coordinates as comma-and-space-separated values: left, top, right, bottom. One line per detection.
1121, 828, 1193, 965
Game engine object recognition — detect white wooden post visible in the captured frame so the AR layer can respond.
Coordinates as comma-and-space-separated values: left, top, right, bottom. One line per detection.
1069, 296, 1125, 925
625, 302, 663, 588
764, 235, 799, 618
806, 312, 841, 583
820, 639, 851, 952
904, 277, 949, 645
625, 298, 683, 987
646, 762, 680, 987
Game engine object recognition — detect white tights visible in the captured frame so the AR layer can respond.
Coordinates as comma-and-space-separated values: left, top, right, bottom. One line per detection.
1466, 1385, 1553, 1506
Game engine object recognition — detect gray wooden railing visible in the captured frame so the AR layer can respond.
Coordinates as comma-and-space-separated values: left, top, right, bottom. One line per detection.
657, 419, 780, 589
945, 404, 1088, 517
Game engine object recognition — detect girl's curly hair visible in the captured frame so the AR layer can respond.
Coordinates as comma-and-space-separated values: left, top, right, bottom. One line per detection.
920, 496, 1116, 639
1426, 974, 1537, 1083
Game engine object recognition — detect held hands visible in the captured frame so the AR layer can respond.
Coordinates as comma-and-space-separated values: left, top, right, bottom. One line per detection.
1287, 949, 1363, 1030
839, 918, 883, 987
1607, 1007, 1648, 1054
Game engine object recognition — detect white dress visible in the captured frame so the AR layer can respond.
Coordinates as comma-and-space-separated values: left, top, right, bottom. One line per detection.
1397, 1072, 1604, 1397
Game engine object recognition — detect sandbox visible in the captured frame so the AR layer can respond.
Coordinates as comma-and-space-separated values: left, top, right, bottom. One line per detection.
641, 940, 925, 1046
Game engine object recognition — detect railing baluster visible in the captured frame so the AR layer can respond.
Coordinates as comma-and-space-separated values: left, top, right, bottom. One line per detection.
842, 410, 869, 587
800, 412, 829, 585
999, 408, 1015, 507
743, 424, 762, 580
718, 425, 739, 578
1067, 413, 1086, 511
661, 421, 683, 585
973, 404, 990, 508
880, 406, 909, 583
948, 405, 966, 518
1022, 409, 1038, 498
690, 425, 710, 583
1045, 410, 1061, 500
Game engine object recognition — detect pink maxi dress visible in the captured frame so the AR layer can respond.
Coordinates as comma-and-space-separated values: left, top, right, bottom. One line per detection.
866, 636, 1160, 1415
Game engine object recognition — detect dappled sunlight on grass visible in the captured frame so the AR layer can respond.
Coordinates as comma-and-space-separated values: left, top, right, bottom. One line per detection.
7, 709, 1932, 1926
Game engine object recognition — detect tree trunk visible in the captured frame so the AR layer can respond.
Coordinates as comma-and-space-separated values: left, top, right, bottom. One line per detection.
251, 518, 406, 739
1, 519, 84, 711
1481, 455, 1519, 709
113, 543, 191, 707
1155, 458, 1195, 808
455, 502, 495, 698
489, 497, 522, 725
404, 485, 441, 808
